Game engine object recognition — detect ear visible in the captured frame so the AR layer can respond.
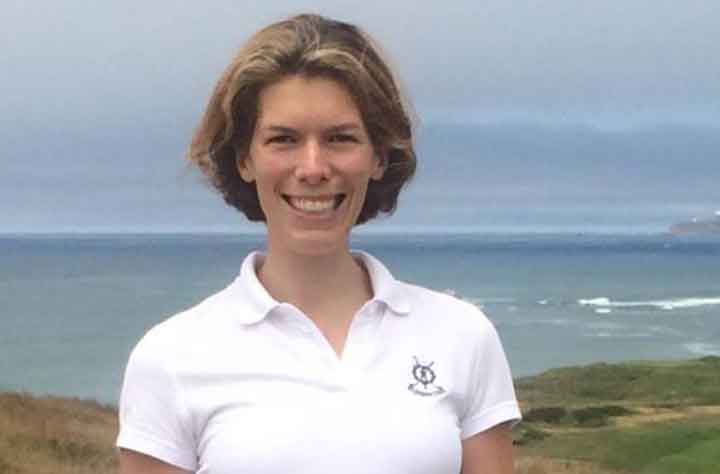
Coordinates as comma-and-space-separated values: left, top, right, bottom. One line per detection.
236, 155, 256, 183
371, 153, 387, 181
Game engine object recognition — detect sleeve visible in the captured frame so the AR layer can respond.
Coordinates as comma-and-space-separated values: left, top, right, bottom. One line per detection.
459, 314, 522, 440
116, 330, 198, 471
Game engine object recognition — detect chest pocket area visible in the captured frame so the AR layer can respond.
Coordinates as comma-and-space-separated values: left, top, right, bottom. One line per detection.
362, 389, 462, 473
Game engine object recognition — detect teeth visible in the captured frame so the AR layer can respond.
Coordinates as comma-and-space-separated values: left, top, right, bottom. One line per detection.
289, 197, 336, 213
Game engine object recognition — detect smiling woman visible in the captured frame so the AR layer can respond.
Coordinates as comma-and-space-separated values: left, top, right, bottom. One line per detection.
116, 13, 520, 474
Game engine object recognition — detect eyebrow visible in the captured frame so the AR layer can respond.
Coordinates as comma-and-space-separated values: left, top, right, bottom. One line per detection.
258, 123, 364, 134
326, 123, 364, 133
257, 125, 295, 134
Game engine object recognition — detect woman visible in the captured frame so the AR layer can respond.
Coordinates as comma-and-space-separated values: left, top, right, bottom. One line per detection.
117, 13, 521, 474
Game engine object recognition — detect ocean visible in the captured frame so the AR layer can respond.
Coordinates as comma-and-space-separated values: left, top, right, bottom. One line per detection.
2, 232, 719, 404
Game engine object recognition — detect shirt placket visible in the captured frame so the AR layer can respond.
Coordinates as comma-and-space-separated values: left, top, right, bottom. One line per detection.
286, 300, 384, 389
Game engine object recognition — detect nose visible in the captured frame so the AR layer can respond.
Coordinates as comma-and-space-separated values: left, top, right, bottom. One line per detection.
294, 140, 330, 183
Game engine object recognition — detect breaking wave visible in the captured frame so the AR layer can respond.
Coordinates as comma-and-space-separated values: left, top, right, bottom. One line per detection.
578, 296, 720, 310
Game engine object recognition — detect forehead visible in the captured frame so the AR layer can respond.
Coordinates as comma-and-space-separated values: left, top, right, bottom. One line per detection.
256, 75, 364, 128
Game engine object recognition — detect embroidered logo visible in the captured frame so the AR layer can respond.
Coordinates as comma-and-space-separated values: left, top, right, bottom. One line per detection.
408, 356, 446, 396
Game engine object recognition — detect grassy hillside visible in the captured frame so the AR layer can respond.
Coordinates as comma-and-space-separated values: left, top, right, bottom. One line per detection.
514, 356, 720, 474
516, 356, 720, 406
0, 392, 117, 474
1, 357, 718, 473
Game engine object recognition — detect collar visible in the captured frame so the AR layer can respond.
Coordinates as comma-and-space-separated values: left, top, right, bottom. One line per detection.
228, 250, 411, 325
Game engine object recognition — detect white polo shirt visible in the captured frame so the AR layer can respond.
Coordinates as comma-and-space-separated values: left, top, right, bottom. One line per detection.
117, 251, 521, 474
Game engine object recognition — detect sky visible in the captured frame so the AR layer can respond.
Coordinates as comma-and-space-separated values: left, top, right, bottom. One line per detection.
2, 0, 719, 233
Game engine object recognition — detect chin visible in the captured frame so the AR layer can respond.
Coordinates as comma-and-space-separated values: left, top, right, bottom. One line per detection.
286, 229, 350, 257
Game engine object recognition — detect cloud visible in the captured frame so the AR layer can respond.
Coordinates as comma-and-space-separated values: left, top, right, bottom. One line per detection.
3, 0, 718, 127
2, 1, 718, 232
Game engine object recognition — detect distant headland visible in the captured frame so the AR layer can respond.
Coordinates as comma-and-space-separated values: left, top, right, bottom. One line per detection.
670, 211, 720, 235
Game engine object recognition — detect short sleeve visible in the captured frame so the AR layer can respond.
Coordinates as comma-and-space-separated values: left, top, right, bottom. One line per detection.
116, 330, 198, 471
459, 316, 522, 439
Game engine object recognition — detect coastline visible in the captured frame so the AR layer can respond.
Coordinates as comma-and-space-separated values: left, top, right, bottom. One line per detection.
2, 357, 719, 474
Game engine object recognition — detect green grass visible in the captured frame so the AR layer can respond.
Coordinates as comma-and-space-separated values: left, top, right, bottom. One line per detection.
640, 438, 720, 474
542, 422, 720, 473
515, 357, 720, 473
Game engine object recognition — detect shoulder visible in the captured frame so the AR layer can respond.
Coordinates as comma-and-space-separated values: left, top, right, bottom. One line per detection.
128, 282, 242, 366
385, 280, 505, 364
359, 249, 497, 342
399, 281, 496, 334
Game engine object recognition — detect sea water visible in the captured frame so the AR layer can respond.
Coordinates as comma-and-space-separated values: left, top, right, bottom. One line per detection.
1, 232, 719, 404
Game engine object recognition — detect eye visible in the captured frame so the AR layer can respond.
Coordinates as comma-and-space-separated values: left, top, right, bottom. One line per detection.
329, 133, 359, 143
266, 135, 296, 145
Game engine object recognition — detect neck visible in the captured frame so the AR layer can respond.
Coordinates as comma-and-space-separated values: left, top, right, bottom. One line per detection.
257, 244, 373, 322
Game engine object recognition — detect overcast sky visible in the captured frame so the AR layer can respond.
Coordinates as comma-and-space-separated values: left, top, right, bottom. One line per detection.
2, 1, 719, 233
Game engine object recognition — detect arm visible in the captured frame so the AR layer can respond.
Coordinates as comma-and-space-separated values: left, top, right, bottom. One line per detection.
119, 448, 192, 474
117, 330, 198, 472
461, 422, 515, 474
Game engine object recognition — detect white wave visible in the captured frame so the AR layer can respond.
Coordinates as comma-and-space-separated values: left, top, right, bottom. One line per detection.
585, 331, 653, 339
578, 296, 720, 310
595, 308, 613, 314
538, 299, 549, 305
684, 342, 720, 356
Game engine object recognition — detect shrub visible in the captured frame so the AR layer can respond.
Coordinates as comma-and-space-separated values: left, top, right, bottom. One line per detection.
571, 407, 609, 427
523, 406, 568, 424
600, 405, 634, 417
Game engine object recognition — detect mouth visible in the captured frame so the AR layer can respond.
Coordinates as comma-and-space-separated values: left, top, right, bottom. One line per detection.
282, 194, 346, 214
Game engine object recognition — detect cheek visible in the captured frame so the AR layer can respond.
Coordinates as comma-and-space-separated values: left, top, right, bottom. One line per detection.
344, 155, 380, 180
252, 157, 292, 184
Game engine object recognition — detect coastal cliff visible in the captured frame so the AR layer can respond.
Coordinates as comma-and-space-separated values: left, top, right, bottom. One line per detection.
670, 212, 720, 235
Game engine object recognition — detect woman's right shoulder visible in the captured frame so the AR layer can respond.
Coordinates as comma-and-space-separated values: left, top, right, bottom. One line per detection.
129, 282, 241, 362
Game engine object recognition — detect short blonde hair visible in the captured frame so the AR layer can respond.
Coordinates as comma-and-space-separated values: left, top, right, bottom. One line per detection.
188, 13, 416, 224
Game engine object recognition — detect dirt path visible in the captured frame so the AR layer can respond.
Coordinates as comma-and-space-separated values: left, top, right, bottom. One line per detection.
535, 404, 720, 434
613, 405, 720, 428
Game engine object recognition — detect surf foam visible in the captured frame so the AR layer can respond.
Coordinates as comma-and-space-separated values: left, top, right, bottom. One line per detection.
578, 296, 720, 310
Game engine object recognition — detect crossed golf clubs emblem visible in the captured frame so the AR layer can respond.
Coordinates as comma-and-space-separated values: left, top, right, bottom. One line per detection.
408, 356, 445, 396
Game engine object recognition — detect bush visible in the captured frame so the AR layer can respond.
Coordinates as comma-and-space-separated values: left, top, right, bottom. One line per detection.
571, 407, 610, 427
523, 406, 568, 424
600, 405, 634, 417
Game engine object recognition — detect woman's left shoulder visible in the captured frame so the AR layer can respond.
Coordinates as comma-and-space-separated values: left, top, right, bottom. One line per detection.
398, 282, 496, 333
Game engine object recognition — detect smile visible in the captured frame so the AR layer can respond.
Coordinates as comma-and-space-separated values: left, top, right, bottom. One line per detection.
283, 194, 346, 213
